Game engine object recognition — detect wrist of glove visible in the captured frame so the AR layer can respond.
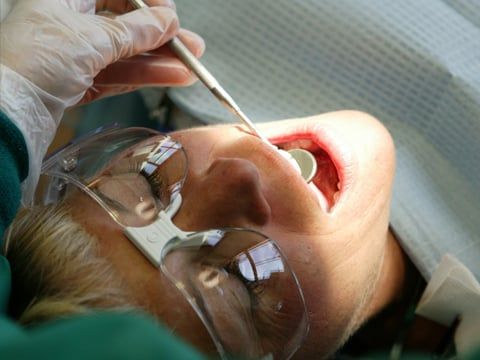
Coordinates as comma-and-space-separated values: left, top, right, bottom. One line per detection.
0, 64, 64, 205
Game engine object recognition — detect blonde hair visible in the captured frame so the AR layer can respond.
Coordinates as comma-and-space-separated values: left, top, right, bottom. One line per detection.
4, 202, 134, 326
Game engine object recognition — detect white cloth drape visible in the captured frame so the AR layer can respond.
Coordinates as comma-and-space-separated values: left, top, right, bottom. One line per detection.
167, 0, 480, 281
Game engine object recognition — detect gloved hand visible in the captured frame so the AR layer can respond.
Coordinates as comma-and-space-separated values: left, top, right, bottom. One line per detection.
0, 0, 205, 204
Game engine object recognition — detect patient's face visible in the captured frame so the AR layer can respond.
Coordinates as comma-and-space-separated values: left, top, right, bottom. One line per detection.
72, 111, 395, 358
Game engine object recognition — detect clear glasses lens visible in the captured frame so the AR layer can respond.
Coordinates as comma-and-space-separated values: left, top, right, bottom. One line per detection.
37, 128, 308, 358
161, 229, 308, 359
88, 137, 188, 227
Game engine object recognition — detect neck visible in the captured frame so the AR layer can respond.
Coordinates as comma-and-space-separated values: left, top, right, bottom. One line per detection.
342, 230, 454, 355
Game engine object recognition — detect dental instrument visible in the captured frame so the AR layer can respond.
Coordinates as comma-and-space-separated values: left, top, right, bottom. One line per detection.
129, 0, 318, 183
287, 149, 318, 183
128, 0, 266, 140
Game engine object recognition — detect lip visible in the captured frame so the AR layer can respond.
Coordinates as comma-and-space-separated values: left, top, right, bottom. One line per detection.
266, 122, 354, 213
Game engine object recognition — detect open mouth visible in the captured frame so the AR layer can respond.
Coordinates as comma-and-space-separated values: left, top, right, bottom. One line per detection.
235, 121, 350, 213
278, 138, 340, 209
274, 136, 342, 212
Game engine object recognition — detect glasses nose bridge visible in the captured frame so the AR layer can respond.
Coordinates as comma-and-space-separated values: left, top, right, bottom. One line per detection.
124, 194, 192, 267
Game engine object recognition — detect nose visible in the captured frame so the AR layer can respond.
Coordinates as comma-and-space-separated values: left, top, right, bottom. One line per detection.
174, 157, 271, 231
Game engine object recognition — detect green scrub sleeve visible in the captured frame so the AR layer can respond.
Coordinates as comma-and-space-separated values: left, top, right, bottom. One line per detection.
0, 111, 206, 360
1, 312, 205, 360
0, 110, 28, 238
0, 111, 29, 313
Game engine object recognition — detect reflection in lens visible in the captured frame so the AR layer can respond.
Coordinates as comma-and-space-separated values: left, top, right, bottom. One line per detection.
161, 230, 308, 359
235, 242, 285, 282
87, 136, 188, 227
193, 264, 261, 356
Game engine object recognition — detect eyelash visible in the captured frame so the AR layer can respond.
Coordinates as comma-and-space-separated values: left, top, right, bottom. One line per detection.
115, 157, 166, 199
225, 261, 265, 305
144, 167, 165, 198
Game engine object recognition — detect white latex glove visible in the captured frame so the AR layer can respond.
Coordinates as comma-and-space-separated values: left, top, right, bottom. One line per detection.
0, 0, 205, 205
0, 0, 17, 21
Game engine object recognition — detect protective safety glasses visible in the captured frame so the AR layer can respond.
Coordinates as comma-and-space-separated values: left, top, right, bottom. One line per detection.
36, 127, 309, 359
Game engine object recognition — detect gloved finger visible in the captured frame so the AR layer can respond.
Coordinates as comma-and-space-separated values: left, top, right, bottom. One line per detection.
79, 84, 139, 105
96, 6, 179, 61
92, 54, 197, 87
149, 28, 205, 58
96, 0, 175, 14
77, 53, 199, 105
92, 27, 204, 88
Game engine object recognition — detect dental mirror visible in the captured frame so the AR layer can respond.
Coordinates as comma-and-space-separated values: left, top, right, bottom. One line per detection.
287, 149, 317, 183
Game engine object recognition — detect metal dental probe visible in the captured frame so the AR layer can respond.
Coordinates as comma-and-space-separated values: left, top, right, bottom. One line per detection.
128, 0, 317, 182
128, 0, 269, 143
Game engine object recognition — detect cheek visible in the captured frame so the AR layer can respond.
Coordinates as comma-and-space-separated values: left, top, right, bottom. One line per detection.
273, 235, 356, 356
101, 238, 219, 355
146, 273, 218, 355
267, 225, 389, 356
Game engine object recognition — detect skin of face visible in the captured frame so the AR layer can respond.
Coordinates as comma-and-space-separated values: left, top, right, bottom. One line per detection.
70, 111, 403, 358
